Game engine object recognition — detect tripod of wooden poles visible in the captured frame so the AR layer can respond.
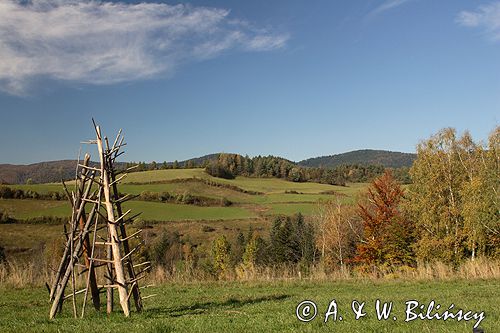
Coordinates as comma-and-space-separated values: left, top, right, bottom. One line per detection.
48, 121, 151, 319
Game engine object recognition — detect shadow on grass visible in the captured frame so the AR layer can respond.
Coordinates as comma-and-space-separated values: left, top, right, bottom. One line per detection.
144, 294, 290, 318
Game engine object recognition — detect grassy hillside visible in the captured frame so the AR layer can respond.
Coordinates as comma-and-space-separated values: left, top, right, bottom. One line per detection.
3, 170, 364, 220
123, 168, 208, 183
0, 199, 70, 219
0, 169, 368, 261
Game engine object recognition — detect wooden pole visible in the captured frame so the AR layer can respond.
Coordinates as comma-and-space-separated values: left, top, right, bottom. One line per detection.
49, 202, 97, 319
106, 240, 114, 314
107, 139, 143, 312
49, 167, 95, 319
79, 155, 100, 311
95, 126, 130, 317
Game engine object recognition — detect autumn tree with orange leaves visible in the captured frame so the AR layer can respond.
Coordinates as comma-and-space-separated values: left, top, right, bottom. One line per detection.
355, 170, 415, 267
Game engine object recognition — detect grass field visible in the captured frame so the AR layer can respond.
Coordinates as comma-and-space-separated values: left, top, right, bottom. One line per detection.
215, 176, 347, 194
0, 199, 70, 219
0, 279, 497, 332
2, 170, 368, 222
122, 201, 256, 221
0, 199, 255, 221
123, 169, 208, 183
265, 203, 320, 216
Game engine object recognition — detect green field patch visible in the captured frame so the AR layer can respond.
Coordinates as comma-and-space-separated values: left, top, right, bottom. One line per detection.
122, 201, 256, 221
8, 183, 65, 194
121, 168, 365, 195
249, 193, 338, 204
265, 203, 319, 216
123, 168, 207, 183
213, 176, 341, 194
119, 181, 252, 203
0, 199, 70, 219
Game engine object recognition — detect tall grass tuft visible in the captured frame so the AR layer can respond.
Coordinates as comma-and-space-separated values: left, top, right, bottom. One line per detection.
2, 257, 499, 288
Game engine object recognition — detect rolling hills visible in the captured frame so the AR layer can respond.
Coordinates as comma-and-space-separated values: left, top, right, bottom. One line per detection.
0, 149, 414, 184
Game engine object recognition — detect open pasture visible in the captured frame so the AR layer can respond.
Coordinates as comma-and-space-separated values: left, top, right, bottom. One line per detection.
0, 279, 497, 332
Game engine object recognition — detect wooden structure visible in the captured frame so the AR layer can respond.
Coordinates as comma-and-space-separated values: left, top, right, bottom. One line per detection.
48, 121, 149, 319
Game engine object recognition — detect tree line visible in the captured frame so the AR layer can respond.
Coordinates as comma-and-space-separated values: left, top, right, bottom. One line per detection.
205, 153, 410, 185
317, 126, 499, 269
127, 154, 411, 185
0, 186, 64, 200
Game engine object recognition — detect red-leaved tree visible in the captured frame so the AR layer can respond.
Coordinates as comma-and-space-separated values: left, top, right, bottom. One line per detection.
355, 170, 415, 267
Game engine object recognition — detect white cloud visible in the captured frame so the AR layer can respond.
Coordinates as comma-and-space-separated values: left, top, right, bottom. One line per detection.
368, 0, 412, 17
0, 0, 289, 95
457, 2, 500, 41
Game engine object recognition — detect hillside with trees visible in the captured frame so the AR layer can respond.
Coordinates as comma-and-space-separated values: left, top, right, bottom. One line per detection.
299, 149, 416, 168
0, 160, 85, 185
0, 150, 413, 184
205, 153, 411, 184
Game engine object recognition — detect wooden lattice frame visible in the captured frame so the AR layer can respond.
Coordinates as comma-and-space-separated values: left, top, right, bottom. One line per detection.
48, 121, 150, 319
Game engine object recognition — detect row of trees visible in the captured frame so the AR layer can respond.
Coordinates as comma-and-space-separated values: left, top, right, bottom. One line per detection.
0, 186, 64, 200
407, 127, 499, 262
127, 153, 410, 185
130, 159, 200, 172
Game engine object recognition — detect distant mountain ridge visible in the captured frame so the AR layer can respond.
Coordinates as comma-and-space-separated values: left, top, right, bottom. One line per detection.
0, 160, 126, 185
298, 149, 416, 168
0, 160, 81, 185
0, 150, 415, 184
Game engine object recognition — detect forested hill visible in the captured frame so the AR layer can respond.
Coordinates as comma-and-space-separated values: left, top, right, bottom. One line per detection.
0, 160, 126, 185
298, 149, 416, 168
0, 155, 221, 185
0, 160, 81, 185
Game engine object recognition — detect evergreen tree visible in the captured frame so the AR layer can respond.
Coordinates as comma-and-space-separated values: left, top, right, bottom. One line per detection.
269, 214, 315, 265
0, 243, 5, 263
232, 232, 246, 265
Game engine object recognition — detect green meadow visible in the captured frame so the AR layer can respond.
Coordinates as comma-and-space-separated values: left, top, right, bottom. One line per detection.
2, 169, 367, 223
0, 279, 497, 332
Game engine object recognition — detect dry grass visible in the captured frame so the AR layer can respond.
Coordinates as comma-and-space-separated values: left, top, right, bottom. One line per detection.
2, 256, 499, 289
0, 260, 55, 288
147, 258, 500, 285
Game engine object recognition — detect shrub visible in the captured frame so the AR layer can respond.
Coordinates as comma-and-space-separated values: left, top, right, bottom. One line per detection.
201, 225, 216, 232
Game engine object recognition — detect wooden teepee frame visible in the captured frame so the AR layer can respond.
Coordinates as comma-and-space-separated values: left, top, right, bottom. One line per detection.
48, 121, 150, 319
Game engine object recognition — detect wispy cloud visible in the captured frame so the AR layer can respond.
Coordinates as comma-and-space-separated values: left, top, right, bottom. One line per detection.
457, 2, 500, 41
0, 0, 289, 95
368, 0, 412, 17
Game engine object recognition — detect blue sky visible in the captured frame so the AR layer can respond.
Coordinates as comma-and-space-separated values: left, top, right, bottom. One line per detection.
0, 0, 499, 164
